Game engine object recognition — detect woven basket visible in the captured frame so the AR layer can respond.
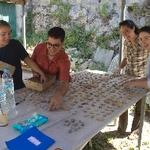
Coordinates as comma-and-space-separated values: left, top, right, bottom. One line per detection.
25, 75, 55, 92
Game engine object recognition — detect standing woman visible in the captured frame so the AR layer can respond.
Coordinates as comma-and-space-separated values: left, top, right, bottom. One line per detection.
117, 20, 149, 135
124, 26, 150, 88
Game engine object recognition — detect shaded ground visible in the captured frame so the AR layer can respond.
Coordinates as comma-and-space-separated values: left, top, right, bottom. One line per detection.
83, 109, 150, 150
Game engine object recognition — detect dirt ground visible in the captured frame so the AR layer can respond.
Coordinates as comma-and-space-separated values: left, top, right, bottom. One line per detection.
83, 109, 150, 150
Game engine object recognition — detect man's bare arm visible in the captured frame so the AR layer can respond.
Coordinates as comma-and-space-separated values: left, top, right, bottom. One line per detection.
49, 81, 69, 110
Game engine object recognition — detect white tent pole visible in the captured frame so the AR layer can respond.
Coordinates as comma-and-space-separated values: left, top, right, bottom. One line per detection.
22, 3, 26, 49
138, 98, 146, 150
119, 0, 126, 64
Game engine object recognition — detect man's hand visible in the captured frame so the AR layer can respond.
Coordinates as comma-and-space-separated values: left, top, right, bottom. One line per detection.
49, 95, 63, 111
24, 56, 47, 83
49, 81, 69, 111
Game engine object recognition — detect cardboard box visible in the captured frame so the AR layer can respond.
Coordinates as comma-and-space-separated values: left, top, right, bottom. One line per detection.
24, 76, 55, 92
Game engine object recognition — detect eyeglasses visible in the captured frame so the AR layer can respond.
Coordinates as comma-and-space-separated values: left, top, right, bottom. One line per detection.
46, 42, 61, 49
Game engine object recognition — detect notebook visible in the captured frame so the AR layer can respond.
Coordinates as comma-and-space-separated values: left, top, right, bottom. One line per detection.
6, 127, 55, 150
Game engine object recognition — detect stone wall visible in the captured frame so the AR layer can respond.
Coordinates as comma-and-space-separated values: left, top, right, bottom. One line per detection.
25, 0, 149, 37
24, 0, 149, 71
25, 0, 121, 34
125, 1, 150, 27
26, 0, 50, 32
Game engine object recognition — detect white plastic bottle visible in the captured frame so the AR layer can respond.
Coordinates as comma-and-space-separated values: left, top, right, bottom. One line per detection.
0, 84, 8, 126
2, 68, 17, 118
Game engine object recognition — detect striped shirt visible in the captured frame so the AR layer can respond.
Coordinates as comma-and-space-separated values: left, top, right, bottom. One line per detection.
146, 55, 150, 88
123, 38, 149, 77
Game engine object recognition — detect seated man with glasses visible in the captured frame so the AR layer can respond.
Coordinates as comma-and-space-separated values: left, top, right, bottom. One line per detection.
32, 27, 71, 111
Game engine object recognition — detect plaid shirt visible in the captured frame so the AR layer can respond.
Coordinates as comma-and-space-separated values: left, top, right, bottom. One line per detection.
123, 38, 149, 77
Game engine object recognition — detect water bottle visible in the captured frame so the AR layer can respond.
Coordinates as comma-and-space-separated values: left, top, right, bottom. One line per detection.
2, 68, 17, 119
0, 84, 8, 126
